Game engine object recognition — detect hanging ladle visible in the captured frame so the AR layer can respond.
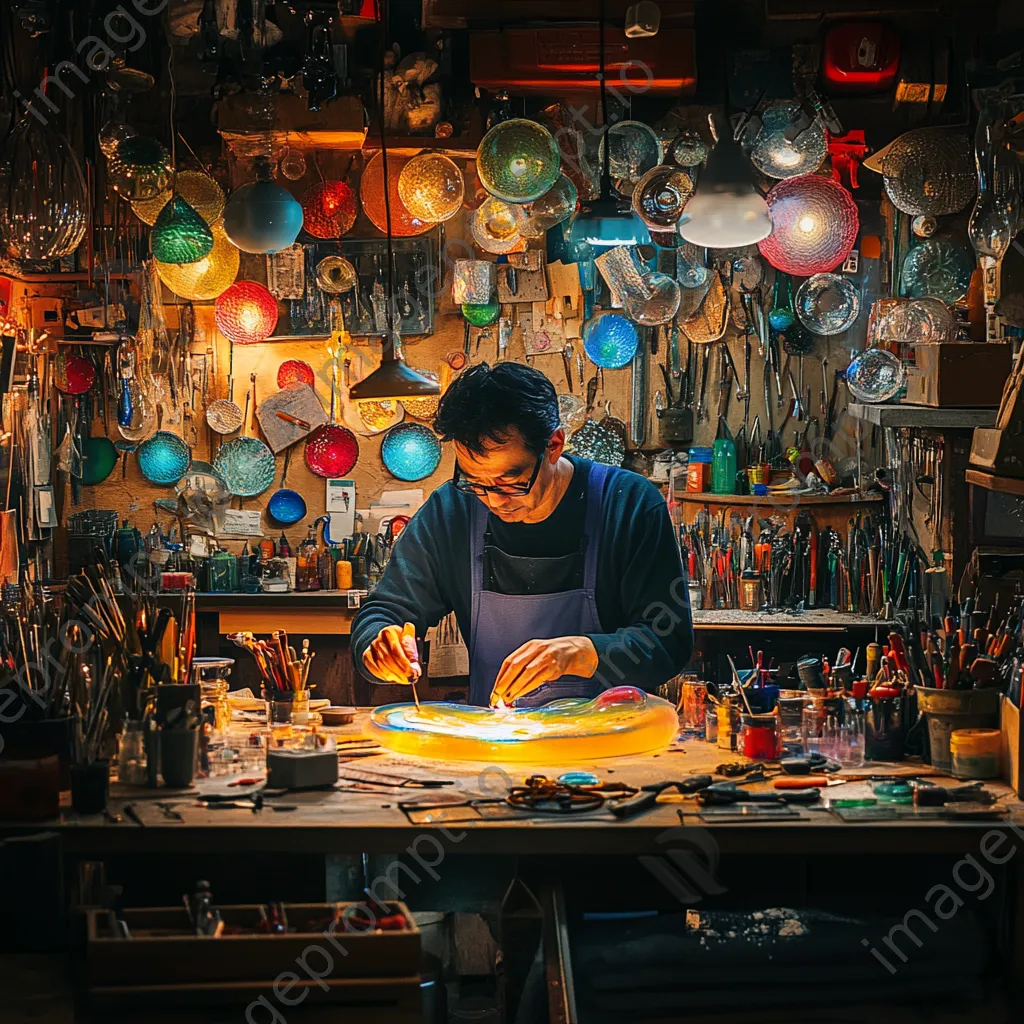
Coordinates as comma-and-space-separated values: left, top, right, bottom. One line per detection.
206, 336, 244, 434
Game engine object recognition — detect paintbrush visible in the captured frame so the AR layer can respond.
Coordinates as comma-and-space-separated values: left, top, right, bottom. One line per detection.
402, 623, 421, 708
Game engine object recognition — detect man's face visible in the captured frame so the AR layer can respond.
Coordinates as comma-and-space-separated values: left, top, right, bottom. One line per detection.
454, 429, 564, 523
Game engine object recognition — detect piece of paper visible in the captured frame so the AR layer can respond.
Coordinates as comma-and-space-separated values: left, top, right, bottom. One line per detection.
327, 478, 355, 538
220, 508, 264, 537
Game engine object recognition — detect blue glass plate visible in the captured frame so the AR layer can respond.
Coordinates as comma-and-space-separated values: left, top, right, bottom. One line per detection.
381, 424, 442, 482
214, 436, 277, 497
136, 430, 192, 485
267, 487, 307, 525
582, 314, 639, 369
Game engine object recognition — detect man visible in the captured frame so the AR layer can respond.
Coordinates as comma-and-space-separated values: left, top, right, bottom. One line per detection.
352, 362, 692, 708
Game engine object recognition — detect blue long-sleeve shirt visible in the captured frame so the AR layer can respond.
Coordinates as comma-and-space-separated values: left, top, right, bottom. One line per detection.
351, 458, 693, 693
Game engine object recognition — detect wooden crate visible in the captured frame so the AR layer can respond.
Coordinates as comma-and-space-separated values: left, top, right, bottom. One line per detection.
87, 903, 419, 988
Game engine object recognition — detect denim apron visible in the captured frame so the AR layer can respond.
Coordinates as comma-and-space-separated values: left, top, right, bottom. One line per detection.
467, 461, 609, 707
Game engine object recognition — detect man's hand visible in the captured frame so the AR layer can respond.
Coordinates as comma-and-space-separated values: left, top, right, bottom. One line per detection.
363, 623, 420, 685
490, 636, 598, 707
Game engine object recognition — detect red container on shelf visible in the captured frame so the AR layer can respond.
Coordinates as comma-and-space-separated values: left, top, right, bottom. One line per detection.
822, 23, 900, 94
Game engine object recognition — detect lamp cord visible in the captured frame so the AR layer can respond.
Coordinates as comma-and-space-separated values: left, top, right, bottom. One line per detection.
375, 0, 395, 342
598, 0, 611, 200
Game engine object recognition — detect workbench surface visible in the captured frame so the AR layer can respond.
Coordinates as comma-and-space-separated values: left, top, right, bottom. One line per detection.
6, 711, 1024, 857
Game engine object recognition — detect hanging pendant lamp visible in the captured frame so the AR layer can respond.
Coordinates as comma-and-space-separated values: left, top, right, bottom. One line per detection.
223, 158, 304, 254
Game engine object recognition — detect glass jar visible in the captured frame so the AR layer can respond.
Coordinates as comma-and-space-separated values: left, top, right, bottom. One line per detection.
191, 657, 235, 737
738, 713, 782, 760
266, 688, 312, 744
117, 720, 147, 785
865, 693, 905, 761
716, 702, 739, 750
679, 678, 708, 736
686, 446, 712, 492
803, 697, 864, 766
777, 695, 808, 753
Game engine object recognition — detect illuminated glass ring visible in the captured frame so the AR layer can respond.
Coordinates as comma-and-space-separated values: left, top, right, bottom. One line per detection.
133, 170, 225, 226
381, 423, 442, 482
277, 359, 316, 389
215, 281, 278, 345
360, 152, 432, 237
108, 135, 173, 201
136, 430, 193, 486
758, 175, 859, 276
156, 219, 239, 301
366, 686, 680, 762
151, 195, 214, 264
301, 180, 358, 239
214, 436, 277, 497
582, 314, 640, 370
398, 153, 465, 223
476, 118, 560, 204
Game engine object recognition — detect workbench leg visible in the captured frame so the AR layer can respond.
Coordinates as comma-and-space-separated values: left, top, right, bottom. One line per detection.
1014, 854, 1024, 995
542, 883, 577, 1024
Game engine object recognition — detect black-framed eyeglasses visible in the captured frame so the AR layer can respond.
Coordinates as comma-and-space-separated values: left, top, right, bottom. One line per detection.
452, 454, 544, 496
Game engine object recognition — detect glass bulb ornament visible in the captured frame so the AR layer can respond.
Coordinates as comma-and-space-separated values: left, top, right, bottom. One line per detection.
214, 281, 278, 345
155, 219, 239, 300
360, 152, 432, 236
279, 147, 307, 181
758, 175, 859, 276
470, 197, 526, 254
795, 273, 861, 335
0, 115, 88, 261
845, 348, 906, 404
108, 135, 173, 200
749, 101, 827, 179
624, 272, 681, 326
223, 180, 304, 254
398, 153, 465, 223
99, 120, 136, 157
582, 313, 640, 369
150, 195, 215, 264
881, 128, 975, 218
133, 170, 225, 226
521, 174, 578, 238
300, 180, 357, 239
476, 118, 560, 203
381, 423, 443, 481
631, 165, 694, 230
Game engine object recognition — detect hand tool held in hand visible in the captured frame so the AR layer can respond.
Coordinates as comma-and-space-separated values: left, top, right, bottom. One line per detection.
402, 622, 422, 708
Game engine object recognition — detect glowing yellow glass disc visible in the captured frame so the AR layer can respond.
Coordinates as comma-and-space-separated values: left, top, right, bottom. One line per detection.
155, 219, 240, 301
133, 170, 226, 227
366, 686, 680, 762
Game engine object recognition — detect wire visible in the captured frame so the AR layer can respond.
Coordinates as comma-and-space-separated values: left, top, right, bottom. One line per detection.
375, 0, 395, 338
598, 0, 611, 196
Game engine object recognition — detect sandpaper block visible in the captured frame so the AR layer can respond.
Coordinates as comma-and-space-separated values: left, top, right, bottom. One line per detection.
266, 749, 339, 790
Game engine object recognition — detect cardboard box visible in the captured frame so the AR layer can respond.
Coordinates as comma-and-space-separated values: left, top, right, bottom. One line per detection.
1000, 694, 1022, 795
905, 342, 1011, 407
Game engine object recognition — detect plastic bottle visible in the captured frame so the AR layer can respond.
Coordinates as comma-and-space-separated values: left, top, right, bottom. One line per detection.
711, 438, 737, 494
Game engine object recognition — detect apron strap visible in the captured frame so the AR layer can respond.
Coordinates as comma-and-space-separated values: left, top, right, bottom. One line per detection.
470, 491, 487, 593
582, 461, 610, 592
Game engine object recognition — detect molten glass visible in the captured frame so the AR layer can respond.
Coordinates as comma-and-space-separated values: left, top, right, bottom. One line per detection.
366, 685, 680, 762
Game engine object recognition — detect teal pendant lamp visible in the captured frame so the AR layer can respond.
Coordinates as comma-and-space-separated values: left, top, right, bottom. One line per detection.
151, 193, 214, 264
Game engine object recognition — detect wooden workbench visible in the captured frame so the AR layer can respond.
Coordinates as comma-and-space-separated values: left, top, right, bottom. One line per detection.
9, 710, 1024, 859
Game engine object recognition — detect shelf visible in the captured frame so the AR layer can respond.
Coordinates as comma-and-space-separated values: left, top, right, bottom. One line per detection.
848, 403, 997, 429
676, 491, 882, 506
965, 469, 1024, 497
692, 609, 892, 631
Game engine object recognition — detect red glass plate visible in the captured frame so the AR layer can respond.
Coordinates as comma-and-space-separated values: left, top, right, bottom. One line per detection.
304, 424, 359, 478
56, 354, 96, 394
277, 359, 316, 389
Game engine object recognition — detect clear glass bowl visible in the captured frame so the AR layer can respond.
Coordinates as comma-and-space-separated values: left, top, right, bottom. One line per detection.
476, 118, 560, 203
521, 175, 578, 238
599, 120, 663, 195
881, 128, 975, 217
900, 238, 973, 304
631, 165, 694, 230
398, 153, 464, 223
381, 423, 442, 481
568, 418, 626, 466
108, 135, 173, 200
795, 273, 861, 335
624, 272, 681, 326
582, 314, 640, 369
214, 436, 278, 497
758, 174, 859, 276
845, 348, 907, 403
750, 101, 828, 179
869, 297, 955, 345
670, 130, 709, 167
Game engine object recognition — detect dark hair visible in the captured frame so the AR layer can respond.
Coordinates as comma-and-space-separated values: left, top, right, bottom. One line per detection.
433, 362, 560, 456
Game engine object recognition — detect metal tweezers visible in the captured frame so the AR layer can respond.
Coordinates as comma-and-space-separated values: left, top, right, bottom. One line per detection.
337, 767, 455, 790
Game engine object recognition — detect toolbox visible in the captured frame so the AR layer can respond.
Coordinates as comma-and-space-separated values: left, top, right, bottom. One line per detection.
904, 342, 1011, 408
87, 902, 421, 1022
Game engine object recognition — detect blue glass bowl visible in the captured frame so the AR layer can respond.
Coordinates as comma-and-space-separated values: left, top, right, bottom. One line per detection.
381, 424, 442, 482
136, 430, 192, 485
214, 436, 277, 497
267, 488, 307, 525
582, 314, 640, 369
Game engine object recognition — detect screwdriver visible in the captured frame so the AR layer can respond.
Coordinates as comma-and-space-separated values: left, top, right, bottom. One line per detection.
402, 622, 422, 708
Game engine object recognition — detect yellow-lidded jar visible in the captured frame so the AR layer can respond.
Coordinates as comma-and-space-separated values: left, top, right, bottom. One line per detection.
949, 729, 1001, 780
